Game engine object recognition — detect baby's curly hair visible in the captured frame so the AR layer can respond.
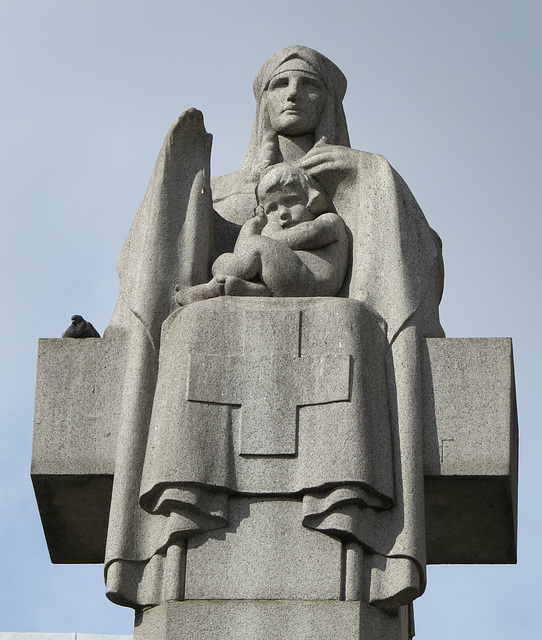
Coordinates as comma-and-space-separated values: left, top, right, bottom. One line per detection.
255, 163, 329, 215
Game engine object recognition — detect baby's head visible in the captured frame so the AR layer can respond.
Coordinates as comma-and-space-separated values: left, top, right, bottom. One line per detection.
256, 163, 328, 228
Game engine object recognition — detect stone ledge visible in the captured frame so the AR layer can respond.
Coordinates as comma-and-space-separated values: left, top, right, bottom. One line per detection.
32, 335, 517, 564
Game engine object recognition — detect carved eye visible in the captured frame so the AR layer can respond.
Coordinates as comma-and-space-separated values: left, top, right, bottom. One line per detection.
300, 76, 324, 93
269, 77, 289, 90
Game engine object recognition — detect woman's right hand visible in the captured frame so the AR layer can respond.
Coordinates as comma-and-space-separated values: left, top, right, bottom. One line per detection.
298, 144, 359, 194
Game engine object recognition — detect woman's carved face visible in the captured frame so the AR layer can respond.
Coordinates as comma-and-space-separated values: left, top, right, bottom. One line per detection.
266, 70, 326, 136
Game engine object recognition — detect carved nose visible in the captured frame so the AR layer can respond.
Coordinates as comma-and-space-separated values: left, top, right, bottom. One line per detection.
286, 80, 299, 99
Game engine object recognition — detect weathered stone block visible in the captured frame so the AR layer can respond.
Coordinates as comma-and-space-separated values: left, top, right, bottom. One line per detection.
185, 498, 342, 600
31, 337, 126, 563
423, 338, 518, 563
133, 600, 405, 640
31, 335, 517, 565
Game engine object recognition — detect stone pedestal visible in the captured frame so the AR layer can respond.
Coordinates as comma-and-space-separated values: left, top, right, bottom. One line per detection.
134, 600, 407, 640
31, 298, 518, 640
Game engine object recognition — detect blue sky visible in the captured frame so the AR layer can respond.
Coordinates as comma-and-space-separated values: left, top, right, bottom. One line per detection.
0, 1, 540, 637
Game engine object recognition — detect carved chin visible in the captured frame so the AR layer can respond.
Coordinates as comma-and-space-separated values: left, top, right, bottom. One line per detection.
272, 114, 316, 137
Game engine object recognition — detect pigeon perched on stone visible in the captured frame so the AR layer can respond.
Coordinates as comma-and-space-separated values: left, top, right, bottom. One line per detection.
62, 314, 101, 339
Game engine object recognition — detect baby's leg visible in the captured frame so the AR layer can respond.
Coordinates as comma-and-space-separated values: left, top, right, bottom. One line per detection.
211, 247, 271, 297
212, 249, 261, 281
235, 236, 317, 297
216, 275, 271, 297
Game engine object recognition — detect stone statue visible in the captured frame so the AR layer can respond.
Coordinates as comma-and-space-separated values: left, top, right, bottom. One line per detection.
103, 45, 445, 635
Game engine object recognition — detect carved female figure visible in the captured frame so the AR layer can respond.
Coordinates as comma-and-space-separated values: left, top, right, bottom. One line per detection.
104, 46, 444, 621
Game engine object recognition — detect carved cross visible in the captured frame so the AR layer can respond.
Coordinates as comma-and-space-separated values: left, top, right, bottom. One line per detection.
186, 309, 351, 455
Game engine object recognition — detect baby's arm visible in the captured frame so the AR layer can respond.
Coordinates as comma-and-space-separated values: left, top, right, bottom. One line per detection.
235, 206, 267, 247
263, 212, 344, 250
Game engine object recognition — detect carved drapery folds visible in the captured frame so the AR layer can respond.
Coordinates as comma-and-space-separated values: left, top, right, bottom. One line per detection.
104, 46, 444, 612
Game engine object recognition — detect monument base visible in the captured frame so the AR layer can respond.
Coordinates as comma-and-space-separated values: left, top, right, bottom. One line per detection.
134, 600, 409, 640
32, 310, 517, 567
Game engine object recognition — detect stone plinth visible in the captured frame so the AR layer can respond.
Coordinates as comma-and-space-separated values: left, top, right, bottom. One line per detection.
133, 600, 406, 640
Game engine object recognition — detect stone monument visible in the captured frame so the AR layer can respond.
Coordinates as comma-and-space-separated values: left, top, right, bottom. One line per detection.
32, 46, 518, 640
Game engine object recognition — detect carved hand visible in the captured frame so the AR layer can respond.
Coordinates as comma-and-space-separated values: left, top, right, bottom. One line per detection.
252, 205, 268, 230
236, 206, 268, 245
169, 107, 206, 139
298, 144, 358, 195
260, 221, 285, 241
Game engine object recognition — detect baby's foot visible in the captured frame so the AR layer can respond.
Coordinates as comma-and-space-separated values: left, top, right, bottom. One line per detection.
176, 279, 224, 306
216, 275, 271, 297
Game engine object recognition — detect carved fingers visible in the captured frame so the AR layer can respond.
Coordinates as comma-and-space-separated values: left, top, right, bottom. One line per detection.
167, 108, 212, 149
253, 205, 267, 224
299, 145, 358, 177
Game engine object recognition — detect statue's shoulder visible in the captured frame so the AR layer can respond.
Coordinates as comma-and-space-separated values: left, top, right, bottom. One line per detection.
352, 148, 392, 169
350, 149, 410, 185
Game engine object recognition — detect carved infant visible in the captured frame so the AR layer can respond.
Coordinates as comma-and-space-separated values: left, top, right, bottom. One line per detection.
178, 163, 348, 304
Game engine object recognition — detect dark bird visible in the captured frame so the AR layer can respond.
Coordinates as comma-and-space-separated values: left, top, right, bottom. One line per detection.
62, 314, 101, 339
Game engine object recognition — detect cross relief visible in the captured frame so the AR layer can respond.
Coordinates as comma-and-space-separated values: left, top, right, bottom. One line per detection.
186, 309, 352, 456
